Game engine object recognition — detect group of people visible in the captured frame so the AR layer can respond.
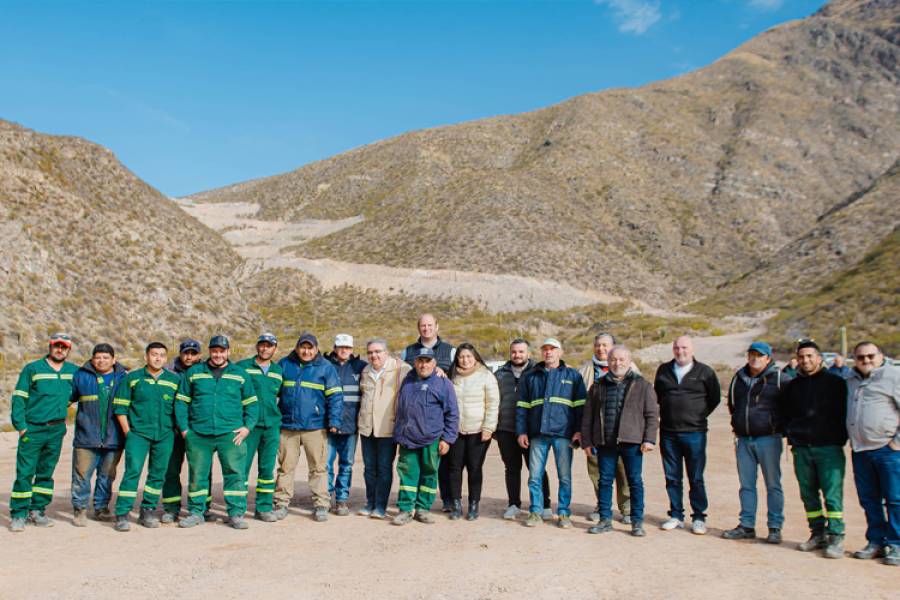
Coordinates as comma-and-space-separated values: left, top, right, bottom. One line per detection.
7, 315, 899, 567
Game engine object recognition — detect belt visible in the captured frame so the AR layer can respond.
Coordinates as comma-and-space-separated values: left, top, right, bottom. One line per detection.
28, 419, 66, 427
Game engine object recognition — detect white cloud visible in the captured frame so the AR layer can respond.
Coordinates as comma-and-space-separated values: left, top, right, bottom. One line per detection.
747, 0, 784, 10
594, 0, 662, 35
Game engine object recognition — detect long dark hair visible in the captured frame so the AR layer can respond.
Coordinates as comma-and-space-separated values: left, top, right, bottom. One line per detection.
449, 342, 487, 379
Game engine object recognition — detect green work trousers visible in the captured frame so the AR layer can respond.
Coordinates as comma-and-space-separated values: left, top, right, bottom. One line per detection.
10, 422, 66, 518
186, 431, 248, 517
396, 441, 440, 513
162, 432, 211, 514
115, 431, 175, 516
244, 424, 279, 513
792, 445, 846, 536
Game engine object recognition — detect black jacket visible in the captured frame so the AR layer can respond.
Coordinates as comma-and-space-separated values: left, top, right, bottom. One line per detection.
727, 362, 790, 437
493, 360, 534, 433
654, 360, 721, 432
781, 368, 848, 447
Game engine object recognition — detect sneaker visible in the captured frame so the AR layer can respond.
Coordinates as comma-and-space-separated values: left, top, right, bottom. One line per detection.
722, 525, 755, 540
334, 502, 350, 516
798, 532, 827, 552
852, 542, 885, 560
588, 519, 613, 534
228, 515, 249, 530
621, 515, 632, 525
557, 515, 572, 529
255, 511, 277, 523
314, 507, 329, 522
587, 506, 600, 522
370, 509, 386, 520
114, 515, 131, 532
541, 508, 553, 521
138, 509, 160, 529
9, 517, 26, 533
27, 510, 54, 527
273, 506, 289, 521
414, 511, 435, 524
502, 505, 520, 520
72, 508, 87, 528
203, 510, 216, 523
525, 512, 542, 527
392, 511, 413, 526
691, 520, 708, 536
631, 521, 646, 537
884, 546, 900, 566
660, 517, 684, 531
91, 507, 114, 522
178, 514, 204, 528
160, 512, 178, 524
766, 528, 783, 544
824, 535, 844, 559
358, 506, 373, 517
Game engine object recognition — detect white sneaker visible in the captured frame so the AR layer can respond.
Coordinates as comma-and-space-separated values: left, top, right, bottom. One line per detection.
691, 519, 708, 535
541, 508, 553, 521
502, 505, 520, 520
660, 517, 684, 530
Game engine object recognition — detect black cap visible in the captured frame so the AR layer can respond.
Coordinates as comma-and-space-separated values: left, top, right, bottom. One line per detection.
296, 332, 318, 347
208, 335, 230, 349
179, 339, 201, 353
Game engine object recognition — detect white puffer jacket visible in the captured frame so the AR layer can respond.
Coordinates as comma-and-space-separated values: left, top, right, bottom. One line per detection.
451, 366, 500, 435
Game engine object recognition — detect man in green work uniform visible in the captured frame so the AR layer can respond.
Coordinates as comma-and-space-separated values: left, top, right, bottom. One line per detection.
9, 333, 78, 532
237, 333, 283, 522
175, 335, 258, 529
112, 342, 182, 532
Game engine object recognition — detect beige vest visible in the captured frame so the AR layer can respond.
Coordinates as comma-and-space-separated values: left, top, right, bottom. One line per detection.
358, 356, 412, 438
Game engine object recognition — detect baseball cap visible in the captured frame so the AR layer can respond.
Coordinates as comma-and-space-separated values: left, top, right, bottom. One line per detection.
179, 339, 201, 353
334, 333, 354, 348
296, 332, 318, 347
747, 341, 772, 357
48, 332, 72, 348
413, 347, 436, 360
208, 335, 230, 350
257, 333, 278, 345
540, 338, 562, 349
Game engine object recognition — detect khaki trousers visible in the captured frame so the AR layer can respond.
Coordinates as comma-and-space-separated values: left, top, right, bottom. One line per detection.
275, 429, 329, 509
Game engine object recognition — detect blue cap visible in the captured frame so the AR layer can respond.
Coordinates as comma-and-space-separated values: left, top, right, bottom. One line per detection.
257, 333, 278, 345
208, 335, 230, 350
179, 339, 201, 353
296, 332, 318, 347
413, 347, 436, 360
747, 341, 772, 357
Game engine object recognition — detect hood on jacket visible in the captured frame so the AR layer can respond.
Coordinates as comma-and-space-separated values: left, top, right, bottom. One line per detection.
738, 360, 780, 385
80, 361, 128, 377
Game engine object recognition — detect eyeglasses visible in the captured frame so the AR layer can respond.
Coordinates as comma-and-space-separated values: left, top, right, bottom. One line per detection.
854, 353, 878, 361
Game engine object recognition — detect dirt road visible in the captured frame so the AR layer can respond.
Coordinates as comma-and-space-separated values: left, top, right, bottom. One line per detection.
0, 408, 894, 600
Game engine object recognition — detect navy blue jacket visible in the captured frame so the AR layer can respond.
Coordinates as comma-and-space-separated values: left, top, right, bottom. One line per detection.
70, 362, 128, 449
324, 352, 367, 434
278, 351, 344, 431
516, 361, 587, 439
393, 370, 459, 449
728, 362, 791, 437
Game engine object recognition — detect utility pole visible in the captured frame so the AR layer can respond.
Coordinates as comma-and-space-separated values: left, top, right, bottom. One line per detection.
840, 326, 847, 357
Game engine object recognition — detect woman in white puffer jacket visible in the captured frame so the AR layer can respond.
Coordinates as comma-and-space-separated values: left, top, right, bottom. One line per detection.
447, 342, 500, 521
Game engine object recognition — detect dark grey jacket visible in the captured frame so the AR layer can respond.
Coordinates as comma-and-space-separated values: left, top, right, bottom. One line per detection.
494, 360, 533, 433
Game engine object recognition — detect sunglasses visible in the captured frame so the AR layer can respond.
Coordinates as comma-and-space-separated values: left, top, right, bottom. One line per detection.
854, 353, 879, 361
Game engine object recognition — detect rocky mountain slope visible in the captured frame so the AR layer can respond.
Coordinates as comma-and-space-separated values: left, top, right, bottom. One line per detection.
190, 0, 900, 309
0, 120, 257, 358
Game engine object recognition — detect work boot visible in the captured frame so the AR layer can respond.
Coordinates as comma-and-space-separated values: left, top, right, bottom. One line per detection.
798, 532, 827, 552
160, 511, 178, 524
631, 521, 646, 537
449, 499, 462, 521
255, 511, 277, 523
525, 512, 542, 527
587, 504, 600, 522
228, 515, 249, 530
178, 514, 204, 528
414, 511, 435, 524
466, 500, 479, 521
72, 508, 88, 527
766, 528, 783, 544
441, 500, 452, 513
273, 506, 289, 521
335, 502, 350, 516
114, 515, 131, 532
9, 518, 26, 533
392, 511, 413, 526
27, 510, 54, 527
203, 510, 216, 523
852, 542, 885, 560
722, 525, 755, 540
314, 507, 329, 522
884, 546, 900, 566
138, 509, 160, 529
588, 519, 613, 534
824, 535, 844, 559
91, 507, 114, 522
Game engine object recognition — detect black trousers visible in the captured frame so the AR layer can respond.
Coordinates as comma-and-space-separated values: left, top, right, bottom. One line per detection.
446, 433, 492, 502
495, 431, 551, 509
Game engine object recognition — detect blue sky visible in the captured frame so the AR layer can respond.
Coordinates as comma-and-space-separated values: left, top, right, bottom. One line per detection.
0, 0, 826, 196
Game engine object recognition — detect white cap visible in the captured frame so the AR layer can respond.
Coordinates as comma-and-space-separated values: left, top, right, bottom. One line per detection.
540, 337, 562, 349
334, 333, 354, 348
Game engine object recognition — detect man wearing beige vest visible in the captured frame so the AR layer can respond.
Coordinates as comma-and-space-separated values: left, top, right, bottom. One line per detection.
357, 339, 412, 519
579, 333, 632, 523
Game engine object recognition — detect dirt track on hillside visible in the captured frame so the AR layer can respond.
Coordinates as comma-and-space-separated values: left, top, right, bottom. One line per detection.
0, 408, 895, 600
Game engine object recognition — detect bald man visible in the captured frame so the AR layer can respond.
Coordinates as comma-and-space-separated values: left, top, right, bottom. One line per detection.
653, 336, 721, 535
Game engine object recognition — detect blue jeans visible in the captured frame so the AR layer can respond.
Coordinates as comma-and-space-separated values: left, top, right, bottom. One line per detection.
735, 435, 784, 529
852, 444, 900, 547
527, 435, 572, 516
360, 434, 397, 513
71, 447, 122, 510
597, 443, 645, 522
660, 431, 708, 521
327, 433, 358, 502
